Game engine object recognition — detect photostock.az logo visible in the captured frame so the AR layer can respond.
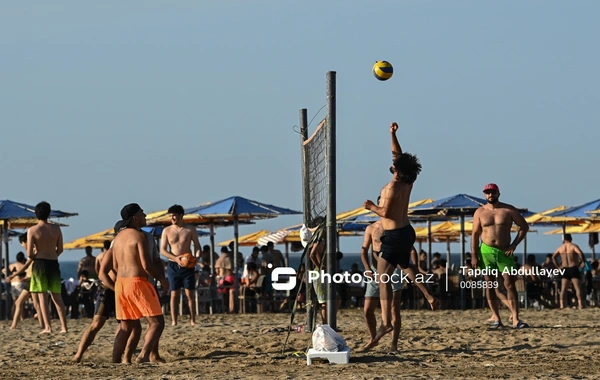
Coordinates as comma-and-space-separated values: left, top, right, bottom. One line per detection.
270, 264, 297, 291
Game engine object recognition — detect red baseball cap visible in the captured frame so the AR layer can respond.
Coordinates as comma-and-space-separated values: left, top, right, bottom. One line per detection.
483, 183, 500, 193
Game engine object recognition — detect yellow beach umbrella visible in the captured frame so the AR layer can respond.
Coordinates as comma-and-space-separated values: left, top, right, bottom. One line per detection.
64, 227, 114, 250
544, 222, 600, 235
525, 206, 570, 225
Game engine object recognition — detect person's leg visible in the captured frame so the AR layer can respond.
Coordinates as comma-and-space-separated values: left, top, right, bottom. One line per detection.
362, 297, 379, 350
49, 292, 68, 332
502, 274, 521, 326
29, 290, 44, 328
560, 278, 568, 309
390, 289, 403, 352
170, 289, 180, 325
373, 258, 394, 344
184, 280, 196, 324
34, 292, 52, 333
113, 320, 135, 363
398, 263, 439, 310
72, 315, 107, 362
11, 290, 32, 329
485, 275, 502, 324
571, 278, 584, 309
123, 320, 142, 364
136, 315, 165, 363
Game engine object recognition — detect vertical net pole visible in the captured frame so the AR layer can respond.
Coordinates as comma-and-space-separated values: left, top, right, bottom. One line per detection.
299, 108, 314, 330
326, 71, 337, 329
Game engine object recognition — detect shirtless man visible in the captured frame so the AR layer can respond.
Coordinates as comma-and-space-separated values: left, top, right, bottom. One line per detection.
360, 216, 404, 353
73, 240, 117, 362
77, 246, 97, 279
113, 203, 169, 363
363, 122, 438, 345
471, 183, 530, 329
215, 247, 235, 313
552, 233, 586, 309
27, 201, 68, 334
160, 204, 201, 325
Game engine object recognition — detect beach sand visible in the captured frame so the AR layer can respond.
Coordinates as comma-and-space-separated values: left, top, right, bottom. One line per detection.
1, 307, 599, 379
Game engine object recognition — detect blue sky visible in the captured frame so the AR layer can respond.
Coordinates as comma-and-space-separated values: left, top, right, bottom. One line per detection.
2, 1, 599, 263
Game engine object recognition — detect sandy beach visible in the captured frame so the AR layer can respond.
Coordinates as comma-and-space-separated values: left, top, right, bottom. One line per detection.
1, 307, 599, 379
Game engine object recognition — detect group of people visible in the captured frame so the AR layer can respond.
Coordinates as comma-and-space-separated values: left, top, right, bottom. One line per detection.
353, 122, 532, 352
7, 121, 593, 363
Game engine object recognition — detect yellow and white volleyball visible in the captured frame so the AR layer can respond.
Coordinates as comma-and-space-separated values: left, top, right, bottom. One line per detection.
300, 224, 313, 248
372, 60, 393, 81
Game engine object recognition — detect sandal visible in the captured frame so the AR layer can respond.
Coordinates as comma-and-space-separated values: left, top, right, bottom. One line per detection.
513, 321, 529, 329
489, 321, 504, 330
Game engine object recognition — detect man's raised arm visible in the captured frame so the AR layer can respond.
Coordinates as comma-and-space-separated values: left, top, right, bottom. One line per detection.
390, 122, 402, 159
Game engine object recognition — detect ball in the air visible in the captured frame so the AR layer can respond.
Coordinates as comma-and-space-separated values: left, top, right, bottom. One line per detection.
179, 252, 196, 268
372, 61, 393, 81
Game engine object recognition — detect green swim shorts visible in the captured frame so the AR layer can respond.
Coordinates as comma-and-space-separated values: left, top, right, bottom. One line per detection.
29, 259, 62, 294
480, 242, 514, 273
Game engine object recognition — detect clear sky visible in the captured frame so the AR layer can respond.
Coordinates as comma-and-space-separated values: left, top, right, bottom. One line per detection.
2, 1, 599, 263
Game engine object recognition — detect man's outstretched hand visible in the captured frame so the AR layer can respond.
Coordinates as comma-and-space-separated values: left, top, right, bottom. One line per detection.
390, 122, 398, 134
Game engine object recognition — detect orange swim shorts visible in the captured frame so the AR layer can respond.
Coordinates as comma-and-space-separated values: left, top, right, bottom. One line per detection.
115, 276, 162, 320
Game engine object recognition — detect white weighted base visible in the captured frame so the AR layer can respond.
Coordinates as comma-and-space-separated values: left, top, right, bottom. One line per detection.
306, 346, 351, 365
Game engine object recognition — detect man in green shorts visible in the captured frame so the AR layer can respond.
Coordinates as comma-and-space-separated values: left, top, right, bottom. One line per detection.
27, 201, 68, 334
471, 183, 530, 329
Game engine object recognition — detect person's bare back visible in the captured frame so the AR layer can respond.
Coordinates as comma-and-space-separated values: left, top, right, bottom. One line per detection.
553, 241, 584, 268
113, 229, 152, 279
370, 221, 385, 258
28, 223, 63, 260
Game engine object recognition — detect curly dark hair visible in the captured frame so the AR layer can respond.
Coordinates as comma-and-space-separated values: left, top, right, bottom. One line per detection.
392, 152, 422, 184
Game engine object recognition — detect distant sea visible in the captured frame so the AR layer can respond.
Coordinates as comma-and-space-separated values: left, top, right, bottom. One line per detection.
58, 253, 562, 280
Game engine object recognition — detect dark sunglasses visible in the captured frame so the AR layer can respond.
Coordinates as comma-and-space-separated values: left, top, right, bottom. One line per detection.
483, 190, 498, 195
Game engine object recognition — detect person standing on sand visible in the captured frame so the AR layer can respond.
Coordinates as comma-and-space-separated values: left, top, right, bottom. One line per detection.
112, 203, 169, 363
363, 122, 439, 346
471, 183, 530, 329
27, 201, 68, 334
7, 233, 44, 330
160, 204, 201, 325
360, 215, 404, 353
552, 233, 586, 309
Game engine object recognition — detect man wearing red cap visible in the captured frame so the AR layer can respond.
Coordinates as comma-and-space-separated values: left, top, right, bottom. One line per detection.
471, 184, 530, 329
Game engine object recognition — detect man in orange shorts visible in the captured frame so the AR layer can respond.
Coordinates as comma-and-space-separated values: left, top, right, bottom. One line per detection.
112, 203, 169, 363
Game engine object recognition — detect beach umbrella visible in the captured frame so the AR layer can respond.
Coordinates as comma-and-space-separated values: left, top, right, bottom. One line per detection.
64, 225, 210, 250
0, 200, 78, 320
544, 222, 600, 235
176, 196, 301, 313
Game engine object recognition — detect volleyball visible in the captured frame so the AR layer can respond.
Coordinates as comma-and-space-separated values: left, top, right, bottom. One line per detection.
179, 252, 196, 269
372, 61, 393, 81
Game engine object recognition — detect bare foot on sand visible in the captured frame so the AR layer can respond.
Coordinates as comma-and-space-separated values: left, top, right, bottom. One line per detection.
136, 357, 150, 364
388, 345, 400, 355
429, 298, 440, 311
150, 356, 166, 363
171, 322, 177, 326
72, 355, 82, 363
371, 324, 394, 347
190, 321, 196, 326
60, 329, 68, 333
362, 339, 379, 351
39, 329, 52, 334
